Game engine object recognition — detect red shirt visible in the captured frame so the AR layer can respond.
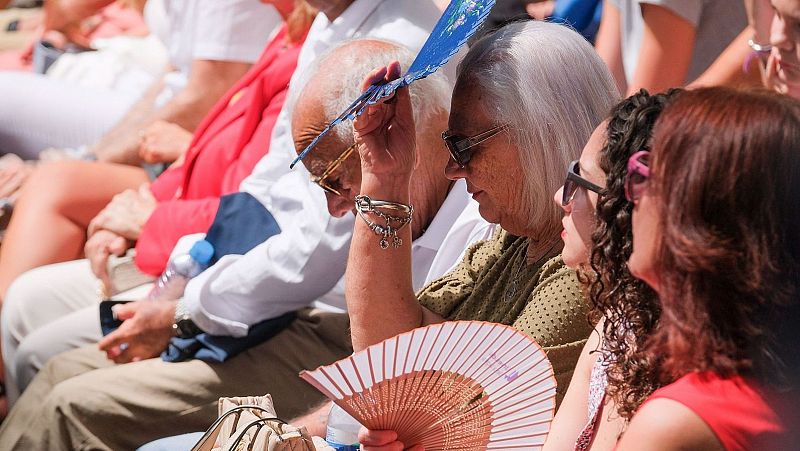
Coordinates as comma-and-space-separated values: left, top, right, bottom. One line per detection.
135, 25, 303, 275
646, 372, 800, 451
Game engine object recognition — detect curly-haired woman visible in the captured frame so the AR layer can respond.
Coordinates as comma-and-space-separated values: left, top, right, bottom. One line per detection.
544, 90, 677, 451
617, 87, 800, 450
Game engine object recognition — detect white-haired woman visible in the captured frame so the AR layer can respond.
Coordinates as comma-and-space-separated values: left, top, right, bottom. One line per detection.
343, 21, 618, 450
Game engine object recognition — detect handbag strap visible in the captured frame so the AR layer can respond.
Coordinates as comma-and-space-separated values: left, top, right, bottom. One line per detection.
227, 416, 294, 451
191, 405, 287, 451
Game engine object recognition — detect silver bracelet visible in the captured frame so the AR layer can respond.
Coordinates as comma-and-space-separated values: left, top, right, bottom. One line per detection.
354, 195, 413, 249
748, 37, 772, 54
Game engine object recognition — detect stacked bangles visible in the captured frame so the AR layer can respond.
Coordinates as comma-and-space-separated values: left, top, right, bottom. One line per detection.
354, 195, 413, 249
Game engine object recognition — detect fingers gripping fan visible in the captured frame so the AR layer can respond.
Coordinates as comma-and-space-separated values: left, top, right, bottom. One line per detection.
300, 321, 556, 449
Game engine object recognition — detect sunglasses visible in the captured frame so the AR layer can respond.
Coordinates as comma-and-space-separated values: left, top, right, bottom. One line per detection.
441, 124, 507, 166
310, 143, 356, 197
624, 151, 650, 203
561, 160, 603, 206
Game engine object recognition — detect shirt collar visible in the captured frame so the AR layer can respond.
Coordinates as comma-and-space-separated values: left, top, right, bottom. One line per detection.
413, 179, 472, 252
317, 0, 388, 41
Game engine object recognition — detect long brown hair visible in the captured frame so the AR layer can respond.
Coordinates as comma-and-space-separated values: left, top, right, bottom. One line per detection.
644, 87, 800, 388
587, 89, 680, 420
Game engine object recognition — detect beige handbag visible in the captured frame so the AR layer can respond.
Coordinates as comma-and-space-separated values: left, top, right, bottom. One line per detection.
191, 395, 322, 451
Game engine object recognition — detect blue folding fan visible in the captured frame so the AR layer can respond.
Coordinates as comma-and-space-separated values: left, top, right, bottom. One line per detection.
290, 0, 495, 168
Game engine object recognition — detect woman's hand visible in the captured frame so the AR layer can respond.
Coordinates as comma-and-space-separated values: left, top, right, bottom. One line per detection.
352, 61, 417, 179
358, 428, 424, 451
138, 120, 193, 164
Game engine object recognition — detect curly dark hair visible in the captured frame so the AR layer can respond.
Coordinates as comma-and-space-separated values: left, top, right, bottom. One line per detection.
586, 89, 681, 420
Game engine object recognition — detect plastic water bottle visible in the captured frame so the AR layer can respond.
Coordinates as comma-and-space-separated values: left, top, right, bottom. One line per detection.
325, 404, 362, 450
148, 239, 214, 301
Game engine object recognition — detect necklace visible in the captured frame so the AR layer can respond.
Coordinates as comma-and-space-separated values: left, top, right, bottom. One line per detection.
503, 239, 560, 302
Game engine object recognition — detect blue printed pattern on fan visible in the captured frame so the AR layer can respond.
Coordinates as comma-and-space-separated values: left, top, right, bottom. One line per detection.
290, 0, 495, 168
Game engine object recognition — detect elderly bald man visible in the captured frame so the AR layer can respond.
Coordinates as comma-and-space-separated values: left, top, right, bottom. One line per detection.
0, 39, 490, 451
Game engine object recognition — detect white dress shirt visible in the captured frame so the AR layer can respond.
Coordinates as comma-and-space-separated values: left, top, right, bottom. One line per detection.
183, 0, 467, 337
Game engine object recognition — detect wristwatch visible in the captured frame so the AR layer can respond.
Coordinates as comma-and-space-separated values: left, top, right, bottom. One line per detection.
173, 298, 202, 338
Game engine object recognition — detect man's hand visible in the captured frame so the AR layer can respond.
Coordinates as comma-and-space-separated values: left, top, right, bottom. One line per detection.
88, 184, 157, 240
85, 229, 129, 292
138, 120, 193, 164
97, 300, 177, 364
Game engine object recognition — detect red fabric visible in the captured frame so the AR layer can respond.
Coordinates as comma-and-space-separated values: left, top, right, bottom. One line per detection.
647, 372, 800, 451
135, 25, 302, 275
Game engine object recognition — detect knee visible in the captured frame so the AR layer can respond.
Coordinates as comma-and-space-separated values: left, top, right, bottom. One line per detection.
2, 270, 44, 342
46, 373, 104, 420
18, 162, 83, 210
14, 337, 50, 391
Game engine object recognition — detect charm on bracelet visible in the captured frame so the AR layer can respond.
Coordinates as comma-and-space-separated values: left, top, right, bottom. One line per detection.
354, 195, 413, 249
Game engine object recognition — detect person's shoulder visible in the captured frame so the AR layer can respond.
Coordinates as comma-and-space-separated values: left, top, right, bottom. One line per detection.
636, 0, 703, 27
616, 398, 724, 451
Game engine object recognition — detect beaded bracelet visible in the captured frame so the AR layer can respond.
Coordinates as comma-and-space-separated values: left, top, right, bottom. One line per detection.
354, 195, 413, 249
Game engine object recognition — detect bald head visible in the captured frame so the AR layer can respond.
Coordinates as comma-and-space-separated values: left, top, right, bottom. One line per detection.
291, 38, 453, 220
291, 38, 451, 175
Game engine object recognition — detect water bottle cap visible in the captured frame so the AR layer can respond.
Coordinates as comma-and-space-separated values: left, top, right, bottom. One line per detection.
188, 240, 215, 265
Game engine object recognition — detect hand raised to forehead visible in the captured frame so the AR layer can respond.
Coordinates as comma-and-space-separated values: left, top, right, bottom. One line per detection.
353, 61, 418, 178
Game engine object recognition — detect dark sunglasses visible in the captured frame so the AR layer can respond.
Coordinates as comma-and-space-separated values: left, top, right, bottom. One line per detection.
624, 151, 650, 203
310, 143, 356, 197
561, 160, 603, 206
441, 124, 507, 166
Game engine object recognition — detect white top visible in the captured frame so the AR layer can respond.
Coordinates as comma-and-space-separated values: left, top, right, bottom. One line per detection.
183, 0, 469, 337
157, 0, 281, 101
611, 0, 746, 83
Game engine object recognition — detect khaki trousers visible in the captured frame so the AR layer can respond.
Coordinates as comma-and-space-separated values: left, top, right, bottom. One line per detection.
0, 308, 352, 451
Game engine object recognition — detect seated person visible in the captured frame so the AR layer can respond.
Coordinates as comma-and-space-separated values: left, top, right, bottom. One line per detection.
0, 0, 279, 161
0, 0, 313, 402
0, 0, 150, 71
616, 88, 800, 449
0, 36, 477, 450
765, 0, 800, 98
542, 90, 675, 451
595, 0, 746, 95
350, 20, 620, 450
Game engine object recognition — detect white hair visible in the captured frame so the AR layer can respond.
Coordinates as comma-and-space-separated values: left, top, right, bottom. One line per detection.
290, 38, 453, 144
457, 20, 619, 239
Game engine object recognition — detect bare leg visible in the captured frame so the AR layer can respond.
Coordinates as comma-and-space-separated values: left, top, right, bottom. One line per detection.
0, 161, 148, 301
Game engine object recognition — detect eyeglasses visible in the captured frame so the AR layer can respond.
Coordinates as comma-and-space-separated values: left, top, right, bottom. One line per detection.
441, 124, 507, 166
310, 143, 356, 197
561, 160, 603, 206
624, 151, 650, 204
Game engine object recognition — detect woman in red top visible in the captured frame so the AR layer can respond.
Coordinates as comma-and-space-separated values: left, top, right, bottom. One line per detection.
0, 0, 316, 297
616, 87, 800, 450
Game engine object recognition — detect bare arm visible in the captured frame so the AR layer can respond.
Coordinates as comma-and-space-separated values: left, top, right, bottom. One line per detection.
90, 59, 252, 164
290, 402, 332, 438
616, 399, 724, 451
626, 3, 696, 95
688, 27, 763, 88
595, 0, 626, 96
542, 321, 603, 451
347, 63, 444, 352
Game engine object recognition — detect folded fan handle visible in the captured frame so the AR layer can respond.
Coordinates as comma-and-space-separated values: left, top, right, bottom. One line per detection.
190, 405, 285, 451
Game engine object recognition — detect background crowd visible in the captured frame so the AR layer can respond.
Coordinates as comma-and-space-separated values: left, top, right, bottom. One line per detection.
0, 0, 796, 450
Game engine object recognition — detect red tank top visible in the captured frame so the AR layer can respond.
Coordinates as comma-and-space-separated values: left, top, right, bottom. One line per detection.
646, 372, 800, 451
